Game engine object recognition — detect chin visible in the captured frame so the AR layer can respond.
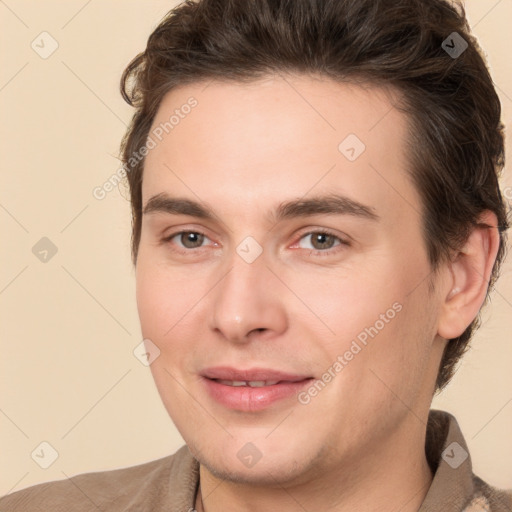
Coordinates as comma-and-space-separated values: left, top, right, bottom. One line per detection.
200, 454, 308, 486
189, 435, 327, 487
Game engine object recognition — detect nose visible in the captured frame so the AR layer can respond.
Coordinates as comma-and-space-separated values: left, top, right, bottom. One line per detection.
209, 252, 288, 344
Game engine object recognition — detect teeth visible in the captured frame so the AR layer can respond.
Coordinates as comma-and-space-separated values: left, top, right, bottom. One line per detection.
216, 379, 280, 387
250, 380, 279, 387
217, 379, 247, 386
247, 381, 267, 387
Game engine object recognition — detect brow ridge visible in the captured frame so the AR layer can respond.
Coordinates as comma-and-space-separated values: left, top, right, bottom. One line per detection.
142, 192, 379, 224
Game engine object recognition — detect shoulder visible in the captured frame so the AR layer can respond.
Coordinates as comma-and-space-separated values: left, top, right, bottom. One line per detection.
0, 445, 199, 512
422, 410, 512, 512
463, 476, 512, 512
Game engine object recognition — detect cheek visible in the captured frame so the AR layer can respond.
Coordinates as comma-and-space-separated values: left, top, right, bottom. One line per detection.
136, 262, 167, 336
300, 255, 433, 381
352, 281, 438, 408
285, 265, 400, 348
135, 259, 192, 340
135, 263, 196, 405
135, 257, 213, 362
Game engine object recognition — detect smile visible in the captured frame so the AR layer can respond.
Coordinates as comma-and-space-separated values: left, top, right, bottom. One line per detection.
215, 380, 280, 387
201, 367, 314, 412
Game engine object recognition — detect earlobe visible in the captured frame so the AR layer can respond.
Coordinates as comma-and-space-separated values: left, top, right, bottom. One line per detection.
437, 211, 500, 340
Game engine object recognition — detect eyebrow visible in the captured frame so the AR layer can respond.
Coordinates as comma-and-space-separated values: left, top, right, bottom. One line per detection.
142, 192, 379, 223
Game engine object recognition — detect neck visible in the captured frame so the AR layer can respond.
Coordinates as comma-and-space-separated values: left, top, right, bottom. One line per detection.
195, 420, 433, 512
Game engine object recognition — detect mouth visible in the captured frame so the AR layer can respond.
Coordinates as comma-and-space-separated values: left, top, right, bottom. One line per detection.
201, 367, 314, 411
214, 379, 283, 387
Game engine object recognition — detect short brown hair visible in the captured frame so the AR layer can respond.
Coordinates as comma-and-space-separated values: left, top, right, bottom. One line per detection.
120, 0, 509, 390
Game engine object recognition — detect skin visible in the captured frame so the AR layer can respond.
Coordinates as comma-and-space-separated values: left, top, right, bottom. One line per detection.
135, 75, 499, 511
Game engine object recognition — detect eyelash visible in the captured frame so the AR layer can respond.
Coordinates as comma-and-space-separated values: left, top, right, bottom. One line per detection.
290, 228, 349, 257
161, 228, 350, 257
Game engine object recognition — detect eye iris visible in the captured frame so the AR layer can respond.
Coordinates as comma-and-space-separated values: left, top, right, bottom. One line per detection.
181, 232, 204, 248
312, 233, 335, 250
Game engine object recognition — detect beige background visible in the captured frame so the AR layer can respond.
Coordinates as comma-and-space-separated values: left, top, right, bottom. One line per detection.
1, 0, 511, 496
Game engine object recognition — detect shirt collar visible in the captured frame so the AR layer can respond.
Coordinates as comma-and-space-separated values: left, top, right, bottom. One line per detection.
420, 409, 475, 511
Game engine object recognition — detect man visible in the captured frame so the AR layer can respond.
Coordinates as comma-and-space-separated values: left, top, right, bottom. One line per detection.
1, 0, 510, 510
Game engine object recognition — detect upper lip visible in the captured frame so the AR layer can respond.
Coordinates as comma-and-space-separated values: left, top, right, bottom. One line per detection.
201, 366, 312, 382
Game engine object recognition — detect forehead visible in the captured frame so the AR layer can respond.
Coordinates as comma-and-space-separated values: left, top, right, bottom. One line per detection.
142, 75, 421, 227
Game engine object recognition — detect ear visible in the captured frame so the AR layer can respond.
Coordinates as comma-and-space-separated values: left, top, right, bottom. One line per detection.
437, 211, 501, 340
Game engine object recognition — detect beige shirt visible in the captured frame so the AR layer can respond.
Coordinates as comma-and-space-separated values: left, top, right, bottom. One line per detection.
1, 410, 510, 511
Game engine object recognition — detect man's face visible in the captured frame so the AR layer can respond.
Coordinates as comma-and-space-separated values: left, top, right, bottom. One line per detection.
136, 76, 446, 484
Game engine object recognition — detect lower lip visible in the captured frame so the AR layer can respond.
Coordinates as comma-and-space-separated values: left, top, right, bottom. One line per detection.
202, 377, 313, 412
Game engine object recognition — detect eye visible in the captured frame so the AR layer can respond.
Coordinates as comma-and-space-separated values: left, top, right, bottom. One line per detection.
299, 232, 340, 250
163, 230, 212, 251
294, 230, 349, 255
